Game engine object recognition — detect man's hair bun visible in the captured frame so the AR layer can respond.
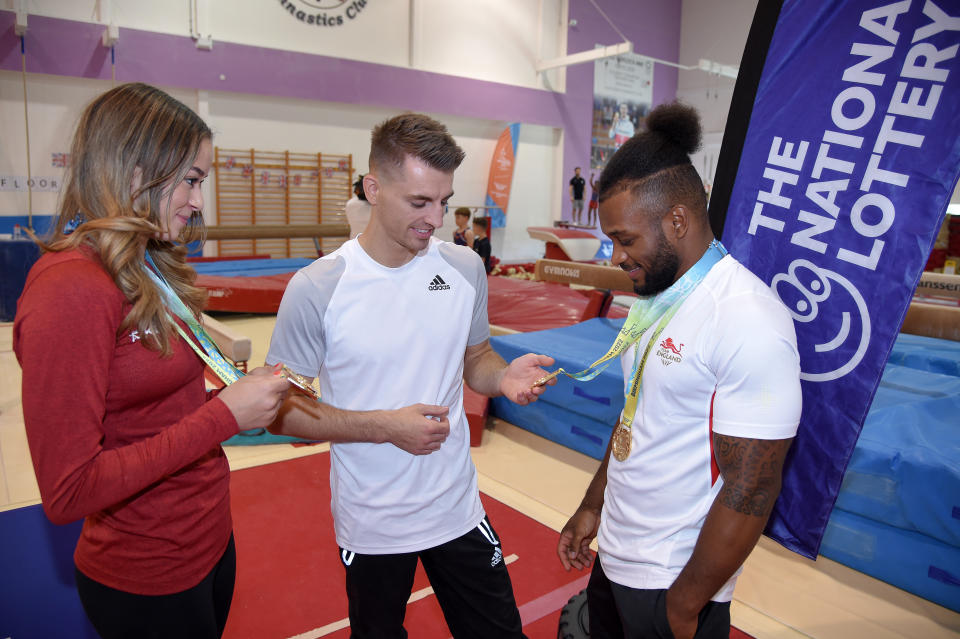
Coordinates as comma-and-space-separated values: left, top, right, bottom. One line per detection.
645, 102, 702, 156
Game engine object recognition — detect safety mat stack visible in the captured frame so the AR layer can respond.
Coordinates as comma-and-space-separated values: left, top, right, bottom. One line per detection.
821, 334, 960, 612
490, 318, 625, 460
490, 324, 960, 611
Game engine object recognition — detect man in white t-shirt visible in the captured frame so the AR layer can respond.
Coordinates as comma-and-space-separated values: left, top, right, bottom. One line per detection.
557, 102, 802, 639
266, 113, 554, 639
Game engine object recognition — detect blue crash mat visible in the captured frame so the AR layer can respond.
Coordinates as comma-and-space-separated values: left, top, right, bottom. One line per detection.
835, 362, 960, 547
191, 258, 314, 277
224, 430, 317, 446
490, 318, 626, 459
887, 332, 960, 378
821, 507, 960, 612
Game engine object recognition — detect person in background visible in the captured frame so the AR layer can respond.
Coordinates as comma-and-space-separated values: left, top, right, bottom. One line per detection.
557, 102, 801, 639
265, 112, 555, 638
569, 167, 586, 225
472, 216, 493, 274
609, 103, 635, 150
345, 174, 373, 239
13, 82, 290, 639
588, 171, 600, 228
452, 206, 474, 247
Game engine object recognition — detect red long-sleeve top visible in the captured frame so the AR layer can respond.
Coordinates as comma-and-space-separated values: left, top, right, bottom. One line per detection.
13, 248, 239, 595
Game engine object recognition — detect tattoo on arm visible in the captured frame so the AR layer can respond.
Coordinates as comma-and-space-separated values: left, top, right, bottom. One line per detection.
714, 435, 793, 517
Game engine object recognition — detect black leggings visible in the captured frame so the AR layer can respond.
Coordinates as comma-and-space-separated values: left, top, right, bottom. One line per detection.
75, 534, 236, 639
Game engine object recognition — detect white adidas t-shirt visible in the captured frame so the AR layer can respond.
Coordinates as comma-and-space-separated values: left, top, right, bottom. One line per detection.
598, 255, 802, 600
267, 237, 489, 554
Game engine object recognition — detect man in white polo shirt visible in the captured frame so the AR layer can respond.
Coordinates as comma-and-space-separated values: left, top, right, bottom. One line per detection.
266, 113, 554, 638
556, 102, 802, 639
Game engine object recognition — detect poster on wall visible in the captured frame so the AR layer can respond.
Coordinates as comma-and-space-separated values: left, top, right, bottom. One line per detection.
485, 123, 520, 229
592, 48, 653, 170
710, 0, 960, 560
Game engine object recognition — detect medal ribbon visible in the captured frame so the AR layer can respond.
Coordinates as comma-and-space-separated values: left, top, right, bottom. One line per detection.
143, 252, 245, 386
548, 240, 727, 429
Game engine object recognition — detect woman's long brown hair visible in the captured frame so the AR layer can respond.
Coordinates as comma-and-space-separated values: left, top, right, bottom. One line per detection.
39, 82, 212, 356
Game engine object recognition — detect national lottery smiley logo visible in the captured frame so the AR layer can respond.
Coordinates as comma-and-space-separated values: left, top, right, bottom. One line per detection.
771, 258, 871, 383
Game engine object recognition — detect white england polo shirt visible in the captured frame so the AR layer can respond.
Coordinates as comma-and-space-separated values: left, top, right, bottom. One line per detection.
598, 255, 802, 600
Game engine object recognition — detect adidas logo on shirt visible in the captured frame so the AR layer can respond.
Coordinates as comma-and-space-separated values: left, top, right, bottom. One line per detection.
428, 274, 451, 291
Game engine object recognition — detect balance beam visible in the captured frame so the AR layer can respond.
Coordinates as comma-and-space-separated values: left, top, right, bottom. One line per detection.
535, 259, 633, 292
536, 259, 960, 300
915, 272, 960, 302
901, 303, 960, 342
201, 313, 252, 367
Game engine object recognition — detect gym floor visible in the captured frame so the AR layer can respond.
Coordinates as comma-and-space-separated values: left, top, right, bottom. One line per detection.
1, 317, 957, 638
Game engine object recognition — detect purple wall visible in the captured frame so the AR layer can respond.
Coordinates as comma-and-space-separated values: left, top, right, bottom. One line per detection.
1, 4, 681, 224
564, 1, 681, 225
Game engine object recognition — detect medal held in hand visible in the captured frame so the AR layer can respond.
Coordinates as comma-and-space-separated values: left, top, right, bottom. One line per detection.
280, 366, 321, 401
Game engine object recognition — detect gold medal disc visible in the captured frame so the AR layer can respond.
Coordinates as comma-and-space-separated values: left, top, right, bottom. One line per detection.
281, 366, 321, 401
611, 423, 632, 461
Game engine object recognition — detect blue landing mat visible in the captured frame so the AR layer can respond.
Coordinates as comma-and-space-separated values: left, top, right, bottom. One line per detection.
0, 505, 97, 638
837, 363, 960, 547
224, 430, 317, 446
822, 507, 960, 612
191, 257, 314, 277
887, 332, 960, 378
490, 318, 626, 459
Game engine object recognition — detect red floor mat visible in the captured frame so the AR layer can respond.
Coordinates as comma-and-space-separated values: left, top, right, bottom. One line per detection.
225, 452, 591, 638
225, 452, 753, 639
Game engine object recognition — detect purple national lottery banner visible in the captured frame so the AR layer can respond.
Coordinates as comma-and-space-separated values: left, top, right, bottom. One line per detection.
710, 0, 960, 558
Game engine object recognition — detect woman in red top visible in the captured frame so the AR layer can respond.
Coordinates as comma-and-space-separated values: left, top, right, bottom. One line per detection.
13, 83, 290, 638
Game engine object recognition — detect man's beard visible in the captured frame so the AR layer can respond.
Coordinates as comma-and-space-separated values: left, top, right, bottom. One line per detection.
633, 228, 680, 296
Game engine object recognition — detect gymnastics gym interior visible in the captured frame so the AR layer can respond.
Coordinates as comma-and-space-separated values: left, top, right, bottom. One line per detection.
1, 1, 959, 638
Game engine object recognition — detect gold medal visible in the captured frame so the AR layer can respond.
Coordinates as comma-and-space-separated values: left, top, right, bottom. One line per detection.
532, 369, 561, 387
280, 366, 321, 401
611, 422, 632, 461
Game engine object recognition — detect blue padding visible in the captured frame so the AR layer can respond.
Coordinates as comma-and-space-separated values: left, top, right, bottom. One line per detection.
0, 505, 98, 638
191, 258, 314, 277
224, 430, 316, 446
490, 318, 626, 429
0, 214, 57, 235
821, 508, 960, 612
887, 333, 960, 378
0, 239, 41, 321
836, 362, 960, 547
491, 394, 614, 460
